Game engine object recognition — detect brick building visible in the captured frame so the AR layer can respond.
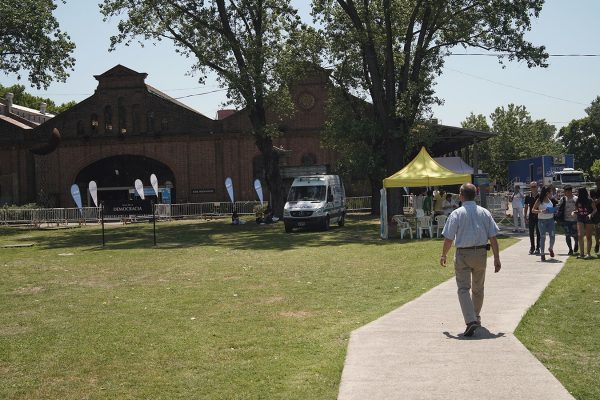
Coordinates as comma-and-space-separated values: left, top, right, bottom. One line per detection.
0, 65, 341, 207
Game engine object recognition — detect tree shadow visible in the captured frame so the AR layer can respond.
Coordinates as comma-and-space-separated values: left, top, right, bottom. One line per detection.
1, 216, 395, 252
443, 326, 506, 340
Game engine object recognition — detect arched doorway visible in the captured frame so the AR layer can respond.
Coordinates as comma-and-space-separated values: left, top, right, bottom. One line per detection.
75, 155, 176, 205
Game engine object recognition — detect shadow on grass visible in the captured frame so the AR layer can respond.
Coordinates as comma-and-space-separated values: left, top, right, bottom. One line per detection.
1, 215, 417, 252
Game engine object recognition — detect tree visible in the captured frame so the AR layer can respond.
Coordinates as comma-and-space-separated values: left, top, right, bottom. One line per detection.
314, 0, 548, 210
100, 0, 316, 215
462, 104, 563, 184
321, 86, 385, 211
591, 159, 600, 180
0, 0, 75, 89
0, 83, 76, 114
559, 96, 600, 174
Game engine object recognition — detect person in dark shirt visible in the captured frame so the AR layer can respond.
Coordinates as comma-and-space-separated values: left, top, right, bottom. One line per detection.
523, 181, 541, 255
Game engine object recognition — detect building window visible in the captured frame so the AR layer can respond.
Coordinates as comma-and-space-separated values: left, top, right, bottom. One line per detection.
118, 97, 127, 135
147, 112, 155, 133
301, 152, 317, 166
90, 113, 99, 132
104, 105, 113, 132
132, 104, 140, 134
161, 118, 168, 132
76, 120, 85, 136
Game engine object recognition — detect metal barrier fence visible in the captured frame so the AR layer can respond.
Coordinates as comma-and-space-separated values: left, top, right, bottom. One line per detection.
1, 197, 374, 226
1, 207, 101, 226
346, 196, 371, 212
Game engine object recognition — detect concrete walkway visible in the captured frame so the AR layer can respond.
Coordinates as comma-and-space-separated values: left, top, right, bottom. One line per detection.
338, 235, 574, 399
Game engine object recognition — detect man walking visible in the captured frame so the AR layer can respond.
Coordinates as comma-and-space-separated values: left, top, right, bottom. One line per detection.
524, 182, 541, 255
440, 183, 501, 337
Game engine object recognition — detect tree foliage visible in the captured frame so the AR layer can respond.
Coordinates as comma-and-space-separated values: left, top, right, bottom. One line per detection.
100, 0, 317, 214
462, 105, 563, 183
559, 96, 600, 174
0, 83, 76, 114
0, 0, 75, 89
313, 0, 549, 181
591, 159, 600, 180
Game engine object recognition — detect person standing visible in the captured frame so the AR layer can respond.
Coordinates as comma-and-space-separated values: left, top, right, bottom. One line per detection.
532, 186, 557, 262
558, 185, 579, 255
593, 177, 600, 255
574, 188, 598, 259
510, 185, 525, 233
524, 182, 541, 255
440, 183, 501, 337
433, 188, 445, 216
423, 189, 434, 216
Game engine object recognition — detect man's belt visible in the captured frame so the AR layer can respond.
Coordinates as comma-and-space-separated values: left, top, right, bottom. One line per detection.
457, 245, 488, 250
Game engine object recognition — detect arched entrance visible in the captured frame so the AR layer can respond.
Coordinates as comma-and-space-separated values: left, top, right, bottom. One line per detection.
75, 155, 176, 205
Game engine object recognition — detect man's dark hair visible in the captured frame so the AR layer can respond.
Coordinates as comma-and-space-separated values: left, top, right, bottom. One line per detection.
460, 183, 477, 201
563, 185, 572, 192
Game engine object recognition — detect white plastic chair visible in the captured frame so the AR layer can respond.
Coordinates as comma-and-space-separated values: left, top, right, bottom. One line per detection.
415, 209, 425, 218
434, 215, 448, 238
416, 215, 433, 239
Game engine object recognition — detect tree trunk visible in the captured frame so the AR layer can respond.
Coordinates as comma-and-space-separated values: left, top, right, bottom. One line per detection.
370, 176, 381, 215
256, 136, 285, 217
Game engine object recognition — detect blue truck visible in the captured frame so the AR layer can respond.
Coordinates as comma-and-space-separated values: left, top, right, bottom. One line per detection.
507, 155, 585, 187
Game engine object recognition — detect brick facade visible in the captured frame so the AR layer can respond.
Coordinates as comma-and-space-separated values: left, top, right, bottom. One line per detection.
0, 65, 344, 207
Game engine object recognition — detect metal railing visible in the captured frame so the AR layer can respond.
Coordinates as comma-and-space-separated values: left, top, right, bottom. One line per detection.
1, 207, 101, 227
1, 196, 374, 226
346, 196, 371, 212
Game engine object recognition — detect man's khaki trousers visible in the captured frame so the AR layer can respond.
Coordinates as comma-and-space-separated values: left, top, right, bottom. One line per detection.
454, 248, 487, 324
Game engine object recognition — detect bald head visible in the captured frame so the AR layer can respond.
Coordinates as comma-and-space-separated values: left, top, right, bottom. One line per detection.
460, 183, 477, 201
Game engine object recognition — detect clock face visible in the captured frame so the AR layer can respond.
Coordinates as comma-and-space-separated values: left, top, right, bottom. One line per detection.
298, 92, 315, 110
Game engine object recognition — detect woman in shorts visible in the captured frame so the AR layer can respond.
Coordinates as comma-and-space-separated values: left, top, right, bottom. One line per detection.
573, 188, 598, 259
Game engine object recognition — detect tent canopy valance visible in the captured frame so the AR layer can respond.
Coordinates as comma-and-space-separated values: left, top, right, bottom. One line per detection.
383, 147, 472, 188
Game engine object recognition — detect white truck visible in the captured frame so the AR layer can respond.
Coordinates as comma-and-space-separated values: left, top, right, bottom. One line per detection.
549, 167, 586, 187
283, 175, 346, 232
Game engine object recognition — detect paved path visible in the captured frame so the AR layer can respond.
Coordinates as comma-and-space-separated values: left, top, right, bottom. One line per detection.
338, 235, 574, 399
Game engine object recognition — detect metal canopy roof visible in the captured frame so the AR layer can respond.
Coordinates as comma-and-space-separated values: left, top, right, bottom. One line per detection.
428, 124, 496, 156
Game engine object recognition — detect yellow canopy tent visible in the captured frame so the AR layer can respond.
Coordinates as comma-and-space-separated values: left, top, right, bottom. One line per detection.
383, 147, 472, 188
379, 147, 472, 239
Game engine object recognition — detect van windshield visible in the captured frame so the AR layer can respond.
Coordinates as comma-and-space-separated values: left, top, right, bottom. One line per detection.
561, 173, 584, 183
288, 185, 326, 202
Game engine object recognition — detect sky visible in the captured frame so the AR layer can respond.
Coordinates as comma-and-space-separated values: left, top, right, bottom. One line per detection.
2, 0, 599, 129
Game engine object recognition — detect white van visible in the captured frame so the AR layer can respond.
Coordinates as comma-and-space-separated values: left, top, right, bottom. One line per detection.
283, 175, 346, 232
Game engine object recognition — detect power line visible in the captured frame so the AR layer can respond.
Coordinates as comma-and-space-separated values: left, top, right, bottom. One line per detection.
449, 53, 600, 57
174, 88, 228, 99
444, 67, 588, 106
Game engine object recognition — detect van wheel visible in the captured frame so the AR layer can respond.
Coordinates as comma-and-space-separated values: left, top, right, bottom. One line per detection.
338, 213, 345, 227
322, 216, 330, 231
284, 222, 293, 233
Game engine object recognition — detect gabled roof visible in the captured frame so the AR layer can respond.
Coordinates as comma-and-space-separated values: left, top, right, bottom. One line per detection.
146, 84, 209, 118
0, 114, 34, 129
94, 64, 148, 80
383, 147, 472, 188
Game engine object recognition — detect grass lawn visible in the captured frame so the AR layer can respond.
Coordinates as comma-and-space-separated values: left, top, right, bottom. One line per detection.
516, 254, 600, 400
1, 216, 515, 400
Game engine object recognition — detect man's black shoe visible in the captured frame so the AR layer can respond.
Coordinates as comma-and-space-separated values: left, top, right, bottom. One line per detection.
568, 249, 573, 256
463, 321, 479, 337
529, 248, 535, 255
534, 249, 540, 255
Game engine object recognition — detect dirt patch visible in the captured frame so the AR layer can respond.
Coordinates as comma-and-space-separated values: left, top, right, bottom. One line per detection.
278, 310, 314, 318
262, 296, 285, 304
0, 324, 31, 336
13, 286, 45, 295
